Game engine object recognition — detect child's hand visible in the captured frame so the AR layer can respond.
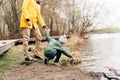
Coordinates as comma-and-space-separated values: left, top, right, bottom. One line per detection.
45, 28, 50, 32
72, 56, 76, 60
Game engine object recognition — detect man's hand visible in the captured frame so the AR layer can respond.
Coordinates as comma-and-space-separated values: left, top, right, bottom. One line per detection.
26, 18, 31, 26
42, 26, 48, 29
27, 21, 32, 26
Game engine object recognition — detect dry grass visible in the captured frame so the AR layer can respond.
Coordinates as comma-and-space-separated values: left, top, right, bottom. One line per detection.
12, 34, 83, 66
61, 51, 82, 66
60, 34, 83, 65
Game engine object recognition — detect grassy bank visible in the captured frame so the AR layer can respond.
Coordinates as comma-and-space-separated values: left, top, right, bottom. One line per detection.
0, 38, 82, 79
0, 49, 23, 80
1, 46, 100, 80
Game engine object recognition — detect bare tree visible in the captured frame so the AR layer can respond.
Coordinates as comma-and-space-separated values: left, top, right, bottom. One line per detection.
76, 0, 107, 38
62, 0, 107, 38
42, 0, 64, 35
0, 0, 3, 5
0, 0, 9, 39
0, 0, 22, 39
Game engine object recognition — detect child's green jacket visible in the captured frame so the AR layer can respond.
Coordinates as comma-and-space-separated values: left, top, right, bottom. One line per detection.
44, 31, 73, 58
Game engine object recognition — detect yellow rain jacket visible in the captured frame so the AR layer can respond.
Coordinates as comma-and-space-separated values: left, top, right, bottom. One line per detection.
20, 0, 46, 28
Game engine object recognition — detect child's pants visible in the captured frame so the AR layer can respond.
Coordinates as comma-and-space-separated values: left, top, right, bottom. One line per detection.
47, 50, 62, 63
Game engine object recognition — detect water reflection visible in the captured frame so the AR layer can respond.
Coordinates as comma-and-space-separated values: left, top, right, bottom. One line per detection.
77, 33, 120, 72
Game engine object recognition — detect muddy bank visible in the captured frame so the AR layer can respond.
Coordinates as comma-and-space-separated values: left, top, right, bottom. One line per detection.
1, 40, 102, 80
3, 62, 102, 80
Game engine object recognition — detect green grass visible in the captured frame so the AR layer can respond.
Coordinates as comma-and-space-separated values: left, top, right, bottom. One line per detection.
0, 77, 4, 80
0, 49, 23, 80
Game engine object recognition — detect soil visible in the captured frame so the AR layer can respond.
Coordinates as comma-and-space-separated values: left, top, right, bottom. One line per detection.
2, 42, 103, 80
3, 62, 102, 80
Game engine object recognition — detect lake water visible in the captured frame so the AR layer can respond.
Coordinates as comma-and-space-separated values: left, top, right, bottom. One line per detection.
77, 33, 120, 73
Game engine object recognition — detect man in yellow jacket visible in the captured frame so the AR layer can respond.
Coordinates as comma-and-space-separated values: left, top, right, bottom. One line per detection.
20, 0, 48, 62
